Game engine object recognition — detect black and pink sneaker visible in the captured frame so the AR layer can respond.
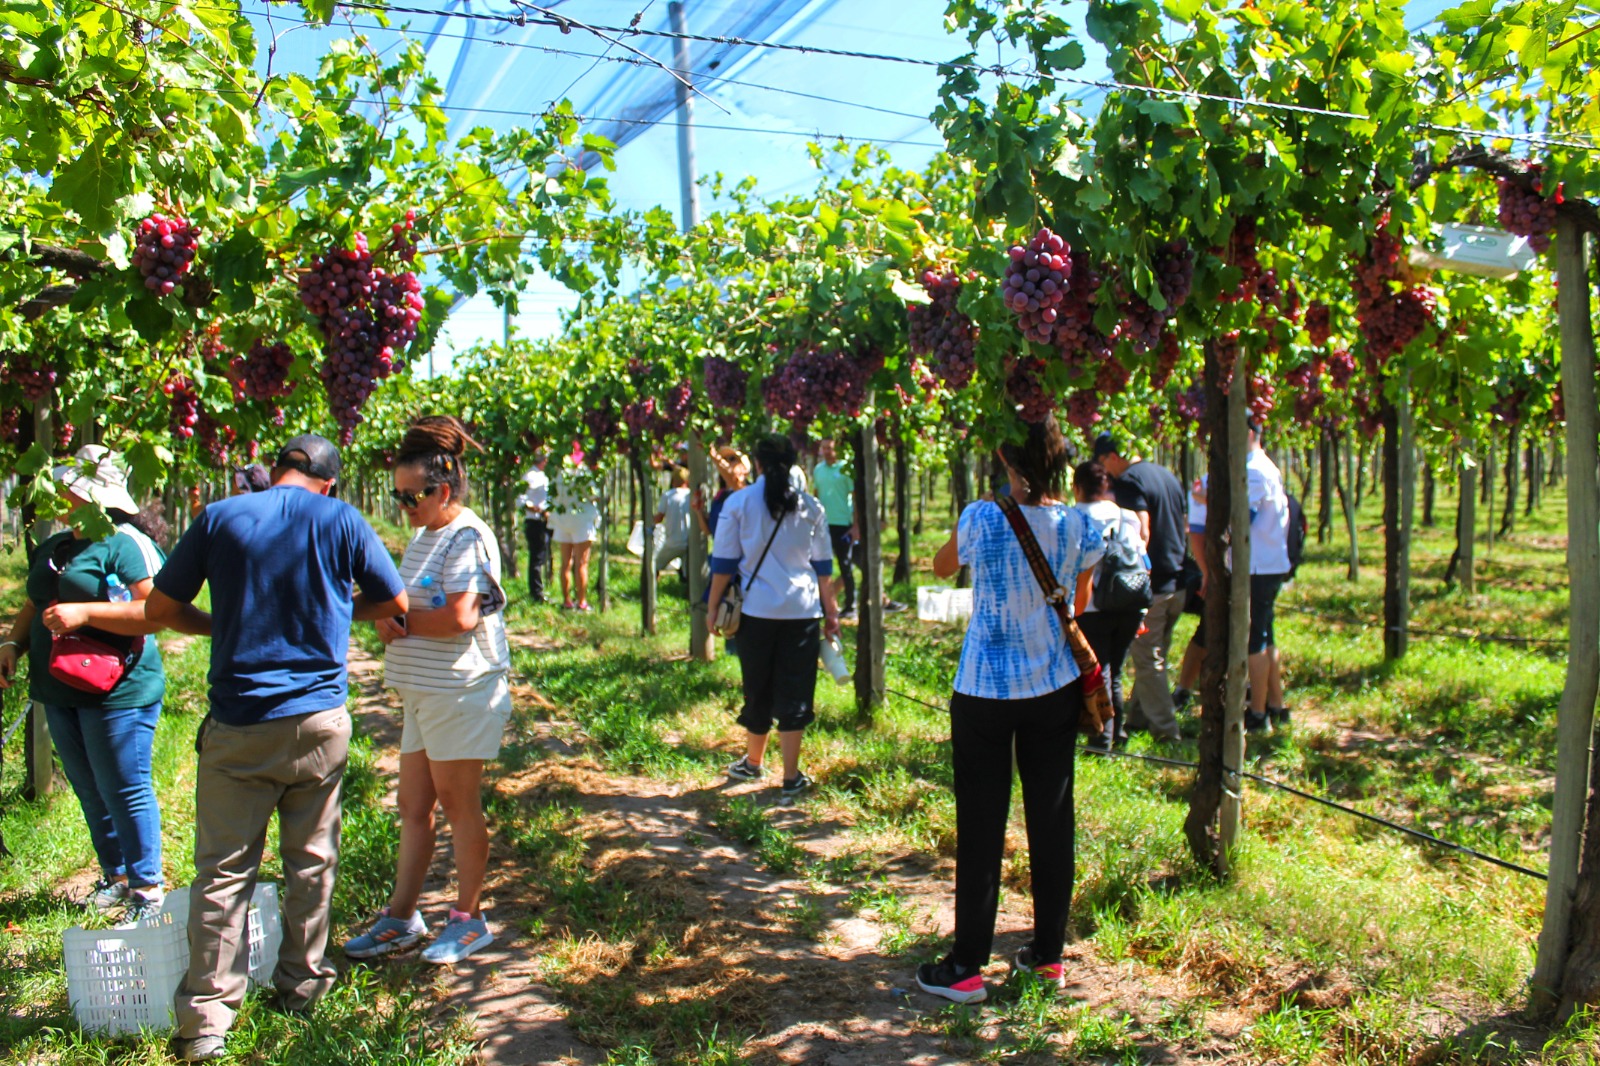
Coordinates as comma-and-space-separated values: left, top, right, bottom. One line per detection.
916, 957, 987, 1004
1012, 944, 1067, 990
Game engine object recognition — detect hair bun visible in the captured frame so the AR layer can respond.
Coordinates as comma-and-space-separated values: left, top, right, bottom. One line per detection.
397, 414, 483, 461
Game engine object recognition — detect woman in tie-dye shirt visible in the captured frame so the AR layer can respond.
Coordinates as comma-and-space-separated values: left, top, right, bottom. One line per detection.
917, 413, 1103, 1006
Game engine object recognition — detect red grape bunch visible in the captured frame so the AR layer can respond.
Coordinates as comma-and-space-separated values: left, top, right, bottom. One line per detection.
1003, 228, 1072, 344
1351, 230, 1436, 362
199, 325, 228, 366
299, 233, 425, 443
1173, 382, 1207, 423
762, 348, 876, 426
704, 355, 749, 410
1151, 329, 1182, 390
656, 379, 693, 436
1119, 292, 1164, 352
134, 213, 199, 296
1095, 357, 1130, 396
1326, 347, 1357, 388
1154, 239, 1194, 312
1050, 250, 1111, 364
229, 341, 298, 403
1306, 302, 1332, 347
907, 270, 978, 390
1247, 374, 1276, 420
388, 209, 419, 263
1496, 176, 1559, 254
1215, 330, 1241, 387
55, 422, 75, 454
2, 351, 57, 402
195, 411, 236, 468
163, 374, 202, 441
1064, 389, 1102, 432
1220, 217, 1261, 301
623, 397, 656, 437
1005, 357, 1055, 424
583, 403, 619, 457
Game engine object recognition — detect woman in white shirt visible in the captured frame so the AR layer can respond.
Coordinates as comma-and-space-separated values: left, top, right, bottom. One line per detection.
707, 435, 840, 801
346, 416, 511, 967
549, 457, 601, 611
1074, 460, 1150, 751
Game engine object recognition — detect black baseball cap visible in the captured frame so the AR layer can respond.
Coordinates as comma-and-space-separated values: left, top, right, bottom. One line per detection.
275, 434, 342, 482
1092, 432, 1118, 457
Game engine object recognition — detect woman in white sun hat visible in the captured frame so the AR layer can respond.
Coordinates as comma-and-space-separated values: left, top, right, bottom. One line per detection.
0, 445, 208, 921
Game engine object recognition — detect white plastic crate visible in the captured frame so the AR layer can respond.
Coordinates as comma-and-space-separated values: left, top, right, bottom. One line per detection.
917, 586, 973, 624
64, 882, 282, 1035
1408, 223, 1539, 279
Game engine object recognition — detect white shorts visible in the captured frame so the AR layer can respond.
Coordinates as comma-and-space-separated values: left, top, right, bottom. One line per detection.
397, 674, 512, 761
551, 506, 599, 544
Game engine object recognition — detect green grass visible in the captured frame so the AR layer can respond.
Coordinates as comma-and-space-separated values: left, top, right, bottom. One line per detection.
480, 469, 1572, 1063
0, 465, 1582, 1064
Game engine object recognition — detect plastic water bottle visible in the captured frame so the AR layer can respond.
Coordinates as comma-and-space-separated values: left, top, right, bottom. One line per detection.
819, 636, 851, 685
106, 575, 132, 603
417, 574, 447, 608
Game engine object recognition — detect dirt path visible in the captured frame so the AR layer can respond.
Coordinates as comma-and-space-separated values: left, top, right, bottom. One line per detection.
338, 637, 1284, 1065
346, 650, 602, 1066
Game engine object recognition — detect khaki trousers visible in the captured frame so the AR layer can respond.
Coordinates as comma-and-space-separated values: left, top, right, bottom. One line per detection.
174, 707, 350, 1039
1125, 589, 1186, 739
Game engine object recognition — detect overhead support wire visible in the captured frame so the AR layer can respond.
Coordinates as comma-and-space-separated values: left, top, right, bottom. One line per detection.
325, 0, 1598, 151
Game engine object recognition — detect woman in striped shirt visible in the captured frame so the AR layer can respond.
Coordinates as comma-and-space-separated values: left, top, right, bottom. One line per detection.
345, 416, 510, 967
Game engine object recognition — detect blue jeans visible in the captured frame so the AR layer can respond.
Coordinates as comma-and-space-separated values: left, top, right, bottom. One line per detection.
45, 701, 163, 889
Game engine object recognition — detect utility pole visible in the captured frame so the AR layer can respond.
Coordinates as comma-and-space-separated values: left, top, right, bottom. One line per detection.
670, 2, 714, 661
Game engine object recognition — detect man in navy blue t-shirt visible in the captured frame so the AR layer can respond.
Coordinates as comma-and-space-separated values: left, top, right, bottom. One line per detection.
148, 435, 406, 1061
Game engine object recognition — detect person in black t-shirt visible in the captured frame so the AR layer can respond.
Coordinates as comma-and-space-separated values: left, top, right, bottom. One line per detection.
1093, 433, 1186, 740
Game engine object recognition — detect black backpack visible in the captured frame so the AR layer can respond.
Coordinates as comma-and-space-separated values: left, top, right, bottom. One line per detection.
1286, 494, 1307, 577
1093, 518, 1153, 613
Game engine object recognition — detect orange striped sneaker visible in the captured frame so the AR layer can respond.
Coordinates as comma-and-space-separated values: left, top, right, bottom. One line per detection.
916, 957, 987, 1004
422, 910, 494, 965
1013, 945, 1067, 989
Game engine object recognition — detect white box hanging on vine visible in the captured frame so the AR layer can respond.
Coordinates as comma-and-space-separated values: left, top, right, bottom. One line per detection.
1408, 223, 1539, 279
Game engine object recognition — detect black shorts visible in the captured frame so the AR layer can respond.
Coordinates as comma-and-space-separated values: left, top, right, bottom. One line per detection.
1187, 574, 1287, 654
735, 614, 822, 733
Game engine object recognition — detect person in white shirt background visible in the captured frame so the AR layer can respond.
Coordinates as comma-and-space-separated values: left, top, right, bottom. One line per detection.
1176, 419, 1292, 733
652, 465, 693, 591
516, 452, 551, 604
1072, 460, 1150, 751
707, 435, 841, 801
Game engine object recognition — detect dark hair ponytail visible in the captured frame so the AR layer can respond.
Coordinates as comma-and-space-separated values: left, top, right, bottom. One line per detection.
395, 415, 484, 505
998, 415, 1069, 505
753, 434, 799, 521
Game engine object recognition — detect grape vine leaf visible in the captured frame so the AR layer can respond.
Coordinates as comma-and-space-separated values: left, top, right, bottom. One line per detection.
211, 229, 272, 312
49, 135, 127, 233
125, 292, 175, 342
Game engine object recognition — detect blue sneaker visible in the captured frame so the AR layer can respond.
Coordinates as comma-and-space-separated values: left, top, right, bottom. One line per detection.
344, 908, 428, 959
422, 910, 495, 965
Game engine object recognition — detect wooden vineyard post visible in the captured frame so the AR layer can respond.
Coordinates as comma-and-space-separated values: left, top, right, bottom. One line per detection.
852, 421, 885, 716
1534, 221, 1600, 1016
687, 436, 714, 661
950, 448, 972, 589
632, 451, 657, 636
892, 434, 912, 588
1457, 455, 1477, 596
1317, 429, 1334, 544
1381, 371, 1413, 661
1218, 357, 1250, 861
20, 397, 54, 800
595, 467, 610, 613
1184, 338, 1247, 874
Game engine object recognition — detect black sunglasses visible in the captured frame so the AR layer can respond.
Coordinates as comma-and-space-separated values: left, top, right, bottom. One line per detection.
389, 485, 439, 509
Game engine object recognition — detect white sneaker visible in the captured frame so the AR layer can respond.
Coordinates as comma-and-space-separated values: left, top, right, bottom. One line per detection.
88, 877, 128, 911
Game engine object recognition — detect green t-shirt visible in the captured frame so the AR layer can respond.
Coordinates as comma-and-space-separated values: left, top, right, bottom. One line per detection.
812, 460, 853, 526
25, 526, 167, 710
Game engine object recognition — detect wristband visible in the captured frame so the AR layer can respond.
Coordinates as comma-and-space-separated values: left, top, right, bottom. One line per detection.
0, 640, 20, 652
